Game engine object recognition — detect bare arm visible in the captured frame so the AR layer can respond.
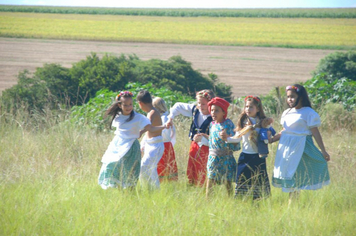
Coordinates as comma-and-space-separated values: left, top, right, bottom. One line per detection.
269, 128, 284, 143
142, 124, 166, 133
310, 127, 330, 161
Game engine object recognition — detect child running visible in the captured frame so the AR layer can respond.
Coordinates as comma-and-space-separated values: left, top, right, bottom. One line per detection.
98, 91, 166, 190
137, 90, 165, 190
205, 97, 240, 197
271, 84, 330, 203
220, 96, 272, 200
153, 97, 178, 182
166, 90, 215, 186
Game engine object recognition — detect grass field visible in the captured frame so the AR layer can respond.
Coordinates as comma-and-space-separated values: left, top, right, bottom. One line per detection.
1, 5, 356, 18
1, 110, 355, 235
0, 12, 355, 49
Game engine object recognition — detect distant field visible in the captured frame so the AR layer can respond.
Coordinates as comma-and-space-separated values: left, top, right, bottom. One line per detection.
0, 12, 355, 49
0, 5, 355, 18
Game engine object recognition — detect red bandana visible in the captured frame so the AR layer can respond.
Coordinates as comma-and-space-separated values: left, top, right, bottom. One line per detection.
208, 97, 230, 119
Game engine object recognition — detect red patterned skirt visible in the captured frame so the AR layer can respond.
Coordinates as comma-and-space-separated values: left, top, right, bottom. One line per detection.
187, 141, 209, 186
157, 142, 178, 182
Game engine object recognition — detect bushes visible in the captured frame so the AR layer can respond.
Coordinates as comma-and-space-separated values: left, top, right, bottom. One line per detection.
313, 50, 356, 81
69, 82, 194, 131
1, 53, 232, 113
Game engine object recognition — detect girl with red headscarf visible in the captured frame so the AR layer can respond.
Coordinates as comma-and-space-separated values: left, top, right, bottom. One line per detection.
204, 97, 240, 197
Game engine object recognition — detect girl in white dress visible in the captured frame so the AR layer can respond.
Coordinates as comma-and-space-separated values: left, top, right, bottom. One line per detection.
98, 91, 166, 190
271, 84, 330, 201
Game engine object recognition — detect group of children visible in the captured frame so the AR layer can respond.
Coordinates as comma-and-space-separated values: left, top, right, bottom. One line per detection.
98, 84, 331, 202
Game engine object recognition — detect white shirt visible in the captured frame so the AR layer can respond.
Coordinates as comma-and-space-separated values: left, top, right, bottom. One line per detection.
161, 112, 176, 146
280, 107, 321, 135
168, 102, 211, 128
101, 112, 150, 163
112, 112, 151, 138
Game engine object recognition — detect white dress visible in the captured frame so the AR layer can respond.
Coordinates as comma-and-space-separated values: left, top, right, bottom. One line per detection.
273, 107, 330, 192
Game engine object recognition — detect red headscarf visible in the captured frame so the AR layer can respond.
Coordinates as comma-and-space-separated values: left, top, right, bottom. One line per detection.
208, 97, 230, 119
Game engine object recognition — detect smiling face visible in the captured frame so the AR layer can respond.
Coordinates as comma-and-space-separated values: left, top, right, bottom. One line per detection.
210, 105, 225, 123
286, 90, 302, 108
197, 97, 210, 115
244, 101, 259, 118
118, 96, 133, 115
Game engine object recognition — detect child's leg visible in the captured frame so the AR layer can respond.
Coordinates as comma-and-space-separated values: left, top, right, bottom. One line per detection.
288, 191, 300, 206
206, 178, 215, 198
226, 181, 233, 196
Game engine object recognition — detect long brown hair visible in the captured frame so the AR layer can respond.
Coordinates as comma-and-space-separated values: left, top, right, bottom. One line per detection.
235, 96, 266, 131
105, 91, 135, 129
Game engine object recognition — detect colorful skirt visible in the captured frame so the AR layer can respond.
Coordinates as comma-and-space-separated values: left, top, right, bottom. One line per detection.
187, 141, 209, 186
235, 152, 271, 199
98, 139, 141, 189
157, 142, 178, 182
207, 153, 237, 184
272, 135, 330, 192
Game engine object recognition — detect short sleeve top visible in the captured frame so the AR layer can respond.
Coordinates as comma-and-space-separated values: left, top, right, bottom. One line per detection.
209, 119, 240, 152
112, 111, 151, 138
281, 107, 321, 135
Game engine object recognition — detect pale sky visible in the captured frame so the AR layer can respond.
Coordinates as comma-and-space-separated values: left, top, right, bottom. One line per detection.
0, 0, 355, 8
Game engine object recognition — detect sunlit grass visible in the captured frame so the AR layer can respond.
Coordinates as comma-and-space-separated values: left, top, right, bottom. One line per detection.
1, 110, 355, 235
0, 12, 355, 49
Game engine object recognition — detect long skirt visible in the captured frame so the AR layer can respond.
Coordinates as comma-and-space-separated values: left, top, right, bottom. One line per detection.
235, 152, 271, 199
157, 142, 178, 182
139, 137, 164, 189
272, 135, 330, 192
98, 139, 141, 189
187, 141, 209, 186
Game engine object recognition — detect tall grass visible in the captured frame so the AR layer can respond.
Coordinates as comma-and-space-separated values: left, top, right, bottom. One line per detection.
0, 5, 356, 18
0, 12, 355, 49
1, 107, 355, 235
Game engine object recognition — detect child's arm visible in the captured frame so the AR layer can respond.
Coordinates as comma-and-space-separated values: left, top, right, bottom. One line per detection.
310, 127, 331, 161
269, 128, 284, 143
219, 129, 241, 143
142, 124, 167, 133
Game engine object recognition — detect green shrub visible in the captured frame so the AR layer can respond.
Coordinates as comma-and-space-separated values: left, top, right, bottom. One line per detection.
1, 53, 232, 114
69, 82, 195, 131
304, 73, 356, 111
313, 50, 356, 81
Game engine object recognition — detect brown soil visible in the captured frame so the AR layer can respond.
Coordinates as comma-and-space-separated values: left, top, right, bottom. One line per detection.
0, 37, 338, 97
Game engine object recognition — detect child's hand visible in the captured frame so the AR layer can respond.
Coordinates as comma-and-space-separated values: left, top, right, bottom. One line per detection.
219, 129, 228, 141
166, 118, 173, 128
322, 150, 331, 162
193, 134, 202, 143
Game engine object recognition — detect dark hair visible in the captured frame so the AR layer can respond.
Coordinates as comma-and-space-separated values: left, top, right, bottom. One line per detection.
136, 90, 152, 104
286, 84, 312, 108
236, 96, 266, 131
105, 92, 135, 129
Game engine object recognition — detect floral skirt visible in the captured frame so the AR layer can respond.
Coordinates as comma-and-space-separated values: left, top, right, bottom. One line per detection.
98, 139, 141, 189
207, 153, 237, 184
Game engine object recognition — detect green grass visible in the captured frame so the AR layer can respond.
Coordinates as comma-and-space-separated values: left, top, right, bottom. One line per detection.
1, 111, 355, 235
0, 12, 355, 49
1, 5, 356, 18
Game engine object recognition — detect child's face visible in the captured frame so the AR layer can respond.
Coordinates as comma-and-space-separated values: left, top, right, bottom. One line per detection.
197, 97, 210, 115
286, 90, 301, 108
210, 105, 225, 123
119, 97, 133, 115
244, 101, 259, 118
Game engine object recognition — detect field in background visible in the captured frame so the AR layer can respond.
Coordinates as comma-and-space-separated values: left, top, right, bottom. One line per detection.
0, 112, 355, 235
0, 12, 355, 49
1, 5, 355, 18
